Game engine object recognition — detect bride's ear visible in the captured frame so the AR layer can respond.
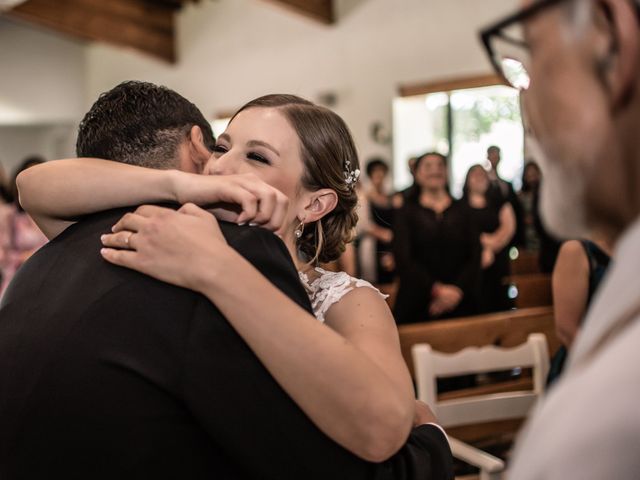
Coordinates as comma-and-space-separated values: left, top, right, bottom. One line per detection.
188, 125, 212, 172
300, 189, 338, 223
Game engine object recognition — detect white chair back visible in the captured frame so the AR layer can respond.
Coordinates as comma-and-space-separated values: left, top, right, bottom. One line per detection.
412, 333, 549, 428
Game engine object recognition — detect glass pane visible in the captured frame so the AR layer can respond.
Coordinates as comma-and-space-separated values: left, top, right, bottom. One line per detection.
393, 84, 524, 197
392, 92, 449, 191
449, 85, 523, 196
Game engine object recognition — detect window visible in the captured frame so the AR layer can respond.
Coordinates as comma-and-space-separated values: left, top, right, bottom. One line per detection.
393, 78, 524, 197
211, 117, 230, 138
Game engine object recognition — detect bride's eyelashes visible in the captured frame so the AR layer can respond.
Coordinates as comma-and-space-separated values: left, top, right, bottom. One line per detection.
247, 152, 271, 165
212, 142, 271, 166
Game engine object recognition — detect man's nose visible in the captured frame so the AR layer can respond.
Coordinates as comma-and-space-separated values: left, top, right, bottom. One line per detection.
204, 156, 218, 176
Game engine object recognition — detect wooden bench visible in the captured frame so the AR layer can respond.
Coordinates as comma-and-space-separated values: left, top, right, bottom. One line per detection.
504, 273, 552, 309
510, 249, 540, 275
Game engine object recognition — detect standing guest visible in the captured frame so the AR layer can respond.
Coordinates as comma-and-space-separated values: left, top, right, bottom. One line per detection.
0, 156, 48, 296
335, 241, 357, 277
486, 145, 524, 246
532, 186, 562, 273
463, 164, 516, 313
520, 160, 562, 273
518, 161, 542, 251
363, 158, 397, 284
546, 237, 611, 386
481, 0, 640, 478
354, 183, 377, 281
397, 156, 419, 205
393, 152, 481, 324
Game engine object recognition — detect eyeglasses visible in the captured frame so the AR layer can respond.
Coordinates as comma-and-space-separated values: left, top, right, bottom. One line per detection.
480, 0, 568, 91
481, 0, 640, 91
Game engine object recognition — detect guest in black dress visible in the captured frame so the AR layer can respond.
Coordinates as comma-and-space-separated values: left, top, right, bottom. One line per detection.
364, 158, 398, 284
463, 164, 516, 313
518, 161, 543, 252
518, 160, 563, 271
533, 184, 562, 273
486, 145, 524, 247
393, 152, 481, 324
546, 237, 612, 386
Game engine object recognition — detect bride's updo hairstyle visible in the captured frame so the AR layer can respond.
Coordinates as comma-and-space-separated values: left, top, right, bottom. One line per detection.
230, 94, 359, 264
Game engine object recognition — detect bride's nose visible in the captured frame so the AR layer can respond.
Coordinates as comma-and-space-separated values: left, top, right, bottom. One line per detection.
205, 152, 237, 176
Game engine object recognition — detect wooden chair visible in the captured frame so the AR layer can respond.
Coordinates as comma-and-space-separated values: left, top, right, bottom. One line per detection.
398, 307, 559, 449
413, 334, 550, 480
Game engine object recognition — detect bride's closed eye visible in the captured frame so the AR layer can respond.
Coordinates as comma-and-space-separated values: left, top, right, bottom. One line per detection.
247, 152, 271, 166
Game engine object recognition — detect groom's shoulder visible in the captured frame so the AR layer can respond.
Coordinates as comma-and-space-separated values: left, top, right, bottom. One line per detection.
26, 207, 200, 304
51, 207, 142, 243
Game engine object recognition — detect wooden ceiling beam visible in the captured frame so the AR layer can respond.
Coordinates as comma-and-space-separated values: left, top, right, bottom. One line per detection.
260, 0, 334, 25
399, 74, 506, 97
6, 0, 183, 63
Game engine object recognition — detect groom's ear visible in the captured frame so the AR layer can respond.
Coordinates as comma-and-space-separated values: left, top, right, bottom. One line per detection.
185, 125, 212, 174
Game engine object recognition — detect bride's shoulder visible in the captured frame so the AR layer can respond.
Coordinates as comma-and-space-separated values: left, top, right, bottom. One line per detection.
303, 267, 385, 294
299, 267, 388, 322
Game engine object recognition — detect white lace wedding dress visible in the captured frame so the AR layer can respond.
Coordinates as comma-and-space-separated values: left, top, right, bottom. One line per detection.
298, 267, 388, 322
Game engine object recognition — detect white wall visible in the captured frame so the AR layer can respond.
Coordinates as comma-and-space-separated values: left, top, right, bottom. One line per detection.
86, 0, 518, 167
0, 0, 518, 171
0, 18, 87, 125
0, 124, 77, 173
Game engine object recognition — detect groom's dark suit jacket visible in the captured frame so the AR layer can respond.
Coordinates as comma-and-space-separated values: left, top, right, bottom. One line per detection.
0, 207, 452, 480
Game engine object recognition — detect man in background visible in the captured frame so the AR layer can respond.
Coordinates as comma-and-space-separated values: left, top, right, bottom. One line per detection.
481, 0, 640, 478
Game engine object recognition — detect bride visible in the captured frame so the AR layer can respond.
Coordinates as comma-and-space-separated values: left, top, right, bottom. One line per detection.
18, 94, 440, 462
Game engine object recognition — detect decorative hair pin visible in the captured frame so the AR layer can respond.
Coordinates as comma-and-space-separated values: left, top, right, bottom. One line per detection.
344, 159, 360, 189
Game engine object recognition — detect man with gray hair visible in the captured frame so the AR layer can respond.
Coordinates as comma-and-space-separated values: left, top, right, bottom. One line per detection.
481, 0, 640, 478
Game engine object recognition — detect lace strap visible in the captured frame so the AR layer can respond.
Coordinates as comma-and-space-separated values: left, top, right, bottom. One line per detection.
300, 268, 388, 323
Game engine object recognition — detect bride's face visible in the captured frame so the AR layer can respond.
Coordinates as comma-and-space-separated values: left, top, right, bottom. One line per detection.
205, 107, 306, 226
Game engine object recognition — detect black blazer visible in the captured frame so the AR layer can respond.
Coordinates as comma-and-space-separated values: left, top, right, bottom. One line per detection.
0, 208, 452, 480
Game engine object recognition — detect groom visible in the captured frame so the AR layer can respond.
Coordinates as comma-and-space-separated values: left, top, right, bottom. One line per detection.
0, 81, 452, 480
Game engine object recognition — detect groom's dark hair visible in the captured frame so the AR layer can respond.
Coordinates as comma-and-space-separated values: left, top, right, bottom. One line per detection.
76, 81, 215, 169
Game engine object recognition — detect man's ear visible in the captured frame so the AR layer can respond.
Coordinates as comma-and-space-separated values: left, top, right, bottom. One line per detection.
299, 189, 338, 224
187, 125, 212, 173
594, 0, 639, 109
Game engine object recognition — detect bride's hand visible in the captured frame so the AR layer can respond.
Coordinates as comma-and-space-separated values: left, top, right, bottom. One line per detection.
100, 203, 238, 291
173, 172, 289, 232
